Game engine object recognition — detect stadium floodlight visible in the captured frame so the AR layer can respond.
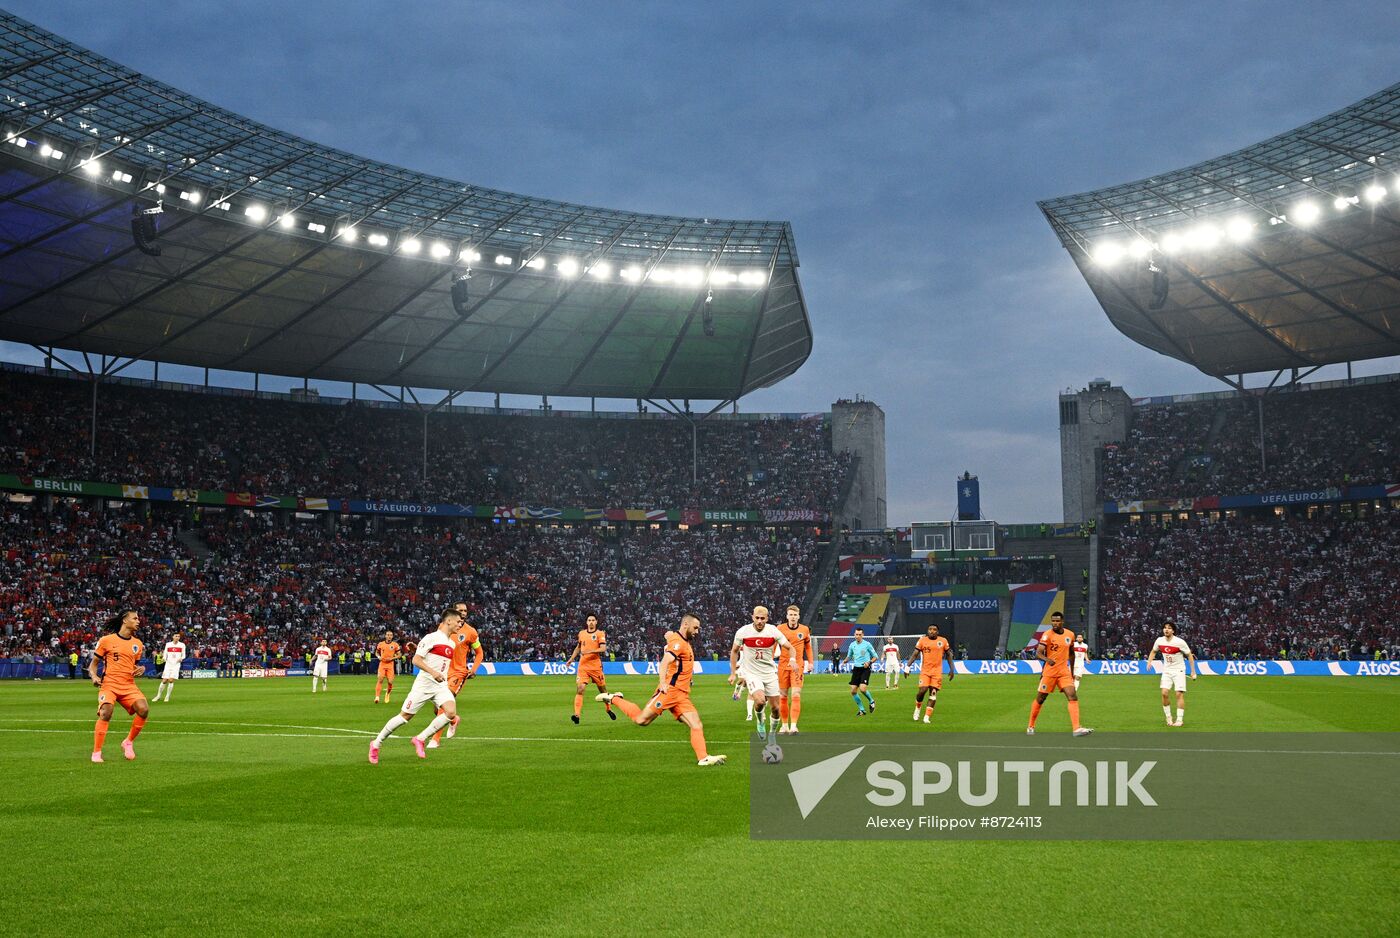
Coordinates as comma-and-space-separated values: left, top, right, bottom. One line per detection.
1186, 224, 1221, 249
524, 256, 546, 270
494, 254, 513, 266
429, 241, 450, 259
38, 143, 51, 157
1333, 195, 1354, 211
49, 147, 64, 160
620, 266, 642, 282
1092, 241, 1125, 266
278, 213, 296, 229
1364, 184, 1387, 204
81, 159, 102, 176
339, 226, 359, 242
710, 269, 737, 285
307, 221, 326, 233
400, 237, 422, 254
179, 189, 201, 204
1127, 239, 1153, 259
111, 169, 133, 183
1225, 217, 1254, 243
677, 267, 705, 286
649, 267, 675, 283
10, 136, 27, 147
244, 204, 267, 223
1292, 201, 1321, 225
153, 183, 166, 194
459, 248, 481, 263
367, 233, 389, 246
557, 257, 580, 277
738, 270, 768, 286
1159, 232, 1183, 253
589, 261, 612, 279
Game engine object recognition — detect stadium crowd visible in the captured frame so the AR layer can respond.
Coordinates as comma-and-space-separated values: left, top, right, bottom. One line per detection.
0, 370, 849, 511
1100, 380, 1400, 500
1098, 513, 1400, 659
0, 501, 818, 665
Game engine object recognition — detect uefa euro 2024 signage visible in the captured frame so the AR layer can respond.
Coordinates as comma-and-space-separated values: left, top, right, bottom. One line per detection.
904, 596, 999, 614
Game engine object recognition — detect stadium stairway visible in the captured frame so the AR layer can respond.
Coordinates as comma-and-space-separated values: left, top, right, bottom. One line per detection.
175, 528, 212, 564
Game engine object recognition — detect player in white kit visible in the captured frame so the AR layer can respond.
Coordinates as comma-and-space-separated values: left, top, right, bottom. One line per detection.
311, 640, 332, 692
369, 609, 463, 763
882, 638, 901, 688
1072, 633, 1090, 692
153, 632, 186, 702
727, 606, 796, 742
1146, 622, 1198, 726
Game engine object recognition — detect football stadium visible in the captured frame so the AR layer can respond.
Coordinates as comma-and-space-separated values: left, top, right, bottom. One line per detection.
2, 7, 1398, 936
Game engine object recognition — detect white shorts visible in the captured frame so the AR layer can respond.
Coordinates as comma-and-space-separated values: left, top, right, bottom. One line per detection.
161, 665, 181, 680
1073, 664, 1086, 678
401, 676, 455, 715
740, 670, 780, 698
1160, 671, 1186, 693
884, 658, 900, 673
313, 662, 329, 678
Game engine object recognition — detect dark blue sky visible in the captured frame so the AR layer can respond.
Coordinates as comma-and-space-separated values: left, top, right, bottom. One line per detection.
6, 0, 1399, 522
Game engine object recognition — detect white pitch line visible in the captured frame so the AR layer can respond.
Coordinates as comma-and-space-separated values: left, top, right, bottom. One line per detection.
0, 726, 751, 745
0, 718, 376, 735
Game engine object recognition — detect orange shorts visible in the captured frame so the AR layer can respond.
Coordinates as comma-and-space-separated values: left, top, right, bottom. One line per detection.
577, 664, 606, 687
919, 673, 943, 690
98, 686, 146, 714
447, 672, 472, 695
649, 689, 697, 720
1038, 668, 1074, 694
378, 663, 395, 678
778, 666, 804, 691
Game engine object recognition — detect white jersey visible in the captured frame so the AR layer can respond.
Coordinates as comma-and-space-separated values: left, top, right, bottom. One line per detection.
882, 642, 899, 662
314, 645, 332, 663
1152, 635, 1192, 673
162, 641, 186, 665
412, 630, 456, 681
1072, 641, 1088, 668
733, 624, 792, 677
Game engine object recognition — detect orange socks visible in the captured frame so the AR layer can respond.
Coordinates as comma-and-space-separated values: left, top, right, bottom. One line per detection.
126, 716, 145, 742
689, 726, 707, 760
573, 693, 583, 717
1067, 700, 1081, 731
779, 697, 790, 721
93, 719, 109, 753
374, 677, 384, 697
1028, 700, 1042, 728
612, 696, 642, 722
791, 696, 801, 723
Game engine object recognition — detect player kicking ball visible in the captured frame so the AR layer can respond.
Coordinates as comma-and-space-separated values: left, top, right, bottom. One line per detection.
368, 609, 463, 763
1146, 622, 1198, 726
1026, 613, 1092, 737
903, 624, 953, 724
596, 612, 726, 767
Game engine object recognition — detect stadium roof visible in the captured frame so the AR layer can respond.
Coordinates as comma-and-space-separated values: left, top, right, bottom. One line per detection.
0, 12, 810, 399
1039, 82, 1400, 380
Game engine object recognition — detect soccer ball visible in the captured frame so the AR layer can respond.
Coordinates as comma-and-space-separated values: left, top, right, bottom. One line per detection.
761, 743, 784, 764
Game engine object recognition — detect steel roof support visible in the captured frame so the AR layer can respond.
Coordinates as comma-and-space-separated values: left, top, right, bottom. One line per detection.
645, 225, 738, 398
734, 237, 785, 397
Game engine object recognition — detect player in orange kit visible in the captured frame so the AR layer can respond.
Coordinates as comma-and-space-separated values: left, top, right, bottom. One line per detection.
903, 623, 953, 724
373, 629, 400, 704
565, 614, 615, 724
1027, 612, 1093, 736
776, 604, 814, 735
88, 609, 150, 763
596, 612, 726, 766
428, 601, 484, 748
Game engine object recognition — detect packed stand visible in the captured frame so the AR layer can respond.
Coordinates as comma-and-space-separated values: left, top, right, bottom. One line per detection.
1097, 513, 1400, 659
1099, 380, 1400, 500
0, 370, 848, 511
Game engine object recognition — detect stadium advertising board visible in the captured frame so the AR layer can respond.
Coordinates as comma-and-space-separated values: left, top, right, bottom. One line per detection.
0, 474, 825, 524
1104, 481, 1400, 514
905, 596, 1000, 614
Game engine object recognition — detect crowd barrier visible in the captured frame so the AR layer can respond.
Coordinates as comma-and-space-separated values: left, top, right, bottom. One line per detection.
4, 658, 1396, 679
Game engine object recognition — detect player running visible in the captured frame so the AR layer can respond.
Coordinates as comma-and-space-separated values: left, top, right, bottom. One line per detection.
882, 637, 901, 688
89, 610, 150, 763
428, 601, 484, 748
1027, 612, 1092, 736
596, 612, 726, 767
373, 630, 400, 704
368, 609, 463, 763
1147, 622, 1198, 726
311, 639, 332, 693
904, 624, 953, 724
152, 631, 185, 703
776, 604, 814, 735
728, 606, 798, 742
842, 629, 879, 715
565, 614, 615, 724
1072, 632, 1090, 692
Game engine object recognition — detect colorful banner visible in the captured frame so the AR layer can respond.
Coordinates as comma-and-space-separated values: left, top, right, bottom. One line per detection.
1104, 482, 1399, 514
0, 474, 823, 525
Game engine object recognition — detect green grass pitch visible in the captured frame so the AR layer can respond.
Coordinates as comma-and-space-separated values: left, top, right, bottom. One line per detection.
3, 673, 1397, 936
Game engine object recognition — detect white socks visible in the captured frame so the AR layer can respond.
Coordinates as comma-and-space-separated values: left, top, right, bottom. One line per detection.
745, 699, 754, 719
414, 713, 452, 741
1163, 705, 1172, 721
375, 715, 409, 744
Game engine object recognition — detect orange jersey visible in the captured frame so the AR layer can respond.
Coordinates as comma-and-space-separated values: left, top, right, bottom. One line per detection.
577, 628, 607, 664
916, 635, 950, 674
777, 623, 812, 669
94, 633, 145, 689
448, 624, 481, 679
661, 630, 694, 694
1039, 627, 1074, 671
376, 640, 400, 663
